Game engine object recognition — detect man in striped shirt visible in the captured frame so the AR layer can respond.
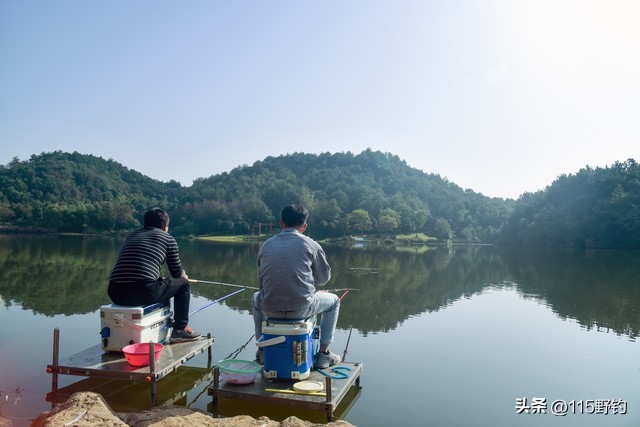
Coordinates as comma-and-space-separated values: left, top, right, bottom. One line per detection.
108, 208, 200, 343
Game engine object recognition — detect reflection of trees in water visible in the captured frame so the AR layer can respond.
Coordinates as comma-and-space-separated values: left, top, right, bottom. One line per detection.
1, 236, 639, 339
326, 245, 512, 335
182, 242, 511, 335
0, 235, 117, 315
502, 248, 640, 340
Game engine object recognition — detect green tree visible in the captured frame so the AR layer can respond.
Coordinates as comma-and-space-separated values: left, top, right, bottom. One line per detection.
345, 209, 374, 235
434, 217, 453, 241
377, 208, 401, 234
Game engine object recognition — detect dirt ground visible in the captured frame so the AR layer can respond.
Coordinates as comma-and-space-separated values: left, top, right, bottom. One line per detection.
29, 392, 355, 427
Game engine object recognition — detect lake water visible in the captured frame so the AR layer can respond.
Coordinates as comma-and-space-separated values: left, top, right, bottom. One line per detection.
0, 235, 639, 426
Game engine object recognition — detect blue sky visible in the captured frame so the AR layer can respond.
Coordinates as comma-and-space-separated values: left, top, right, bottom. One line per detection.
1, 1, 638, 199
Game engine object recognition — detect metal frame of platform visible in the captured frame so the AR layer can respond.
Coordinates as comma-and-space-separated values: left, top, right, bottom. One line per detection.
46, 365, 213, 411
46, 327, 214, 406
207, 362, 363, 422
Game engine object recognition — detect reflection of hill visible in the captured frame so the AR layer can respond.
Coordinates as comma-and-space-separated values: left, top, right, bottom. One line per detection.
0, 235, 117, 316
501, 248, 640, 340
324, 245, 512, 334
174, 240, 259, 317
182, 241, 514, 334
1, 236, 639, 340
183, 241, 516, 334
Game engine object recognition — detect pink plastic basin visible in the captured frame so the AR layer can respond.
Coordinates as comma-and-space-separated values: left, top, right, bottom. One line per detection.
122, 343, 164, 367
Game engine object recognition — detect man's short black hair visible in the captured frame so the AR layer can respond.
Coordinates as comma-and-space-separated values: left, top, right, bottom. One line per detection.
144, 208, 170, 229
281, 205, 308, 228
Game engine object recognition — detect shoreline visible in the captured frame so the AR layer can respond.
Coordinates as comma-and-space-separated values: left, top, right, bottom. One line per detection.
30, 391, 355, 427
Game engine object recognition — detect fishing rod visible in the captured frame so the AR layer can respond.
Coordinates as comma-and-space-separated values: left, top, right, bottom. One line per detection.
190, 280, 358, 295
342, 326, 353, 361
189, 279, 259, 290
189, 287, 247, 316
320, 287, 360, 294
337, 288, 357, 360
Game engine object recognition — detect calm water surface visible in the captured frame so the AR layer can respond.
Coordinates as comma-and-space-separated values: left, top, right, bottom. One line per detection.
0, 235, 639, 426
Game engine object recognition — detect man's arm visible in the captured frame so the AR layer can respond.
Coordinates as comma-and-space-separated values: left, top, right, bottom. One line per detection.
312, 247, 331, 287
166, 236, 186, 278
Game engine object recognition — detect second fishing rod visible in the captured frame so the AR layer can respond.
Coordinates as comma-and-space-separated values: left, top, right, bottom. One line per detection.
189, 278, 358, 295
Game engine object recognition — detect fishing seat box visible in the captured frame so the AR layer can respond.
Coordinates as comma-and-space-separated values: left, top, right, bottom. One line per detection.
100, 301, 173, 352
261, 317, 318, 380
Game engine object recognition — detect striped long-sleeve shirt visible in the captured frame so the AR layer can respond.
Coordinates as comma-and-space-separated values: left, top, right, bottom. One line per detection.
109, 227, 184, 284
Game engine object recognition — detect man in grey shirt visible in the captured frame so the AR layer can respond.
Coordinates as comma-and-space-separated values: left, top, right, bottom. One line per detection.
252, 204, 341, 369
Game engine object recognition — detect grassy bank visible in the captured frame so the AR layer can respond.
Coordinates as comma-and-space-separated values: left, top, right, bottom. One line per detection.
193, 232, 442, 246
195, 235, 266, 243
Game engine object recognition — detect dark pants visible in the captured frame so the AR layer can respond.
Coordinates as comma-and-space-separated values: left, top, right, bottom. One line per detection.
108, 277, 191, 330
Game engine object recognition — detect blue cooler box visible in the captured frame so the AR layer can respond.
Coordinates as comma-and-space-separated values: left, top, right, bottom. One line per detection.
261, 318, 318, 379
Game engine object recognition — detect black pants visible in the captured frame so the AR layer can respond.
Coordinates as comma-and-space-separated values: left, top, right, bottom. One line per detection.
108, 277, 191, 330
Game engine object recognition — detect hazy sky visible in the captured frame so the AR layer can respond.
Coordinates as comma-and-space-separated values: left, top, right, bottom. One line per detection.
1, 1, 638, 199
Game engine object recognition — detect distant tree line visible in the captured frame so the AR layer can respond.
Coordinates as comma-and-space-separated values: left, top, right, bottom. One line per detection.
499, 159, 640, 249
1, 151, 638, 249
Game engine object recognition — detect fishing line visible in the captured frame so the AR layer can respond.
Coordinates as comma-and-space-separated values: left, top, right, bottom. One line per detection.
189, 279, 259, 290
221, 333, 256, 361
189, 287, 247, 316
190, 281, 359, 360
327, 288, 360, 292
190, 280, 358, 295
342, 326, 353, 361
319, 287, 359, 295
187, 381, 211, 407
335, 288, 356, 361
188, 333, 256, 406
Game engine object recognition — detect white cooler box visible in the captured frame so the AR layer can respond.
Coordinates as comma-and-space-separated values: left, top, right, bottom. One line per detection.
100, 301, 173, 351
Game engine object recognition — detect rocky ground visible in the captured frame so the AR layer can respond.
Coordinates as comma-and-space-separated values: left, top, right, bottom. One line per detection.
27, 392, 355, 427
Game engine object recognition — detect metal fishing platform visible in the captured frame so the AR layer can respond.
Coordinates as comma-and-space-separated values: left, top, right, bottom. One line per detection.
208, 361, 363, 422
46, 365, 213, 411
46, 328, 215, 406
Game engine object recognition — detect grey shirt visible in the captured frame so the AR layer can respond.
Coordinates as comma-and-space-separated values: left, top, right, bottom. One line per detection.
257, 227, 331, 312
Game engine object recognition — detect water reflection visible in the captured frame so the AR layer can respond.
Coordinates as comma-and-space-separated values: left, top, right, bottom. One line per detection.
502, 248, 640, 340
0, 235, 118, 315
1, 236, 638, 340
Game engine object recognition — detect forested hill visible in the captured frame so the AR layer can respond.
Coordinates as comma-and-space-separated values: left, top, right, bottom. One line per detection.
0, 151, 182, 232
499, 159, 640, 249
0, 150, 511, 241
182, 150, 512, 241
1, 151, 638, 249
